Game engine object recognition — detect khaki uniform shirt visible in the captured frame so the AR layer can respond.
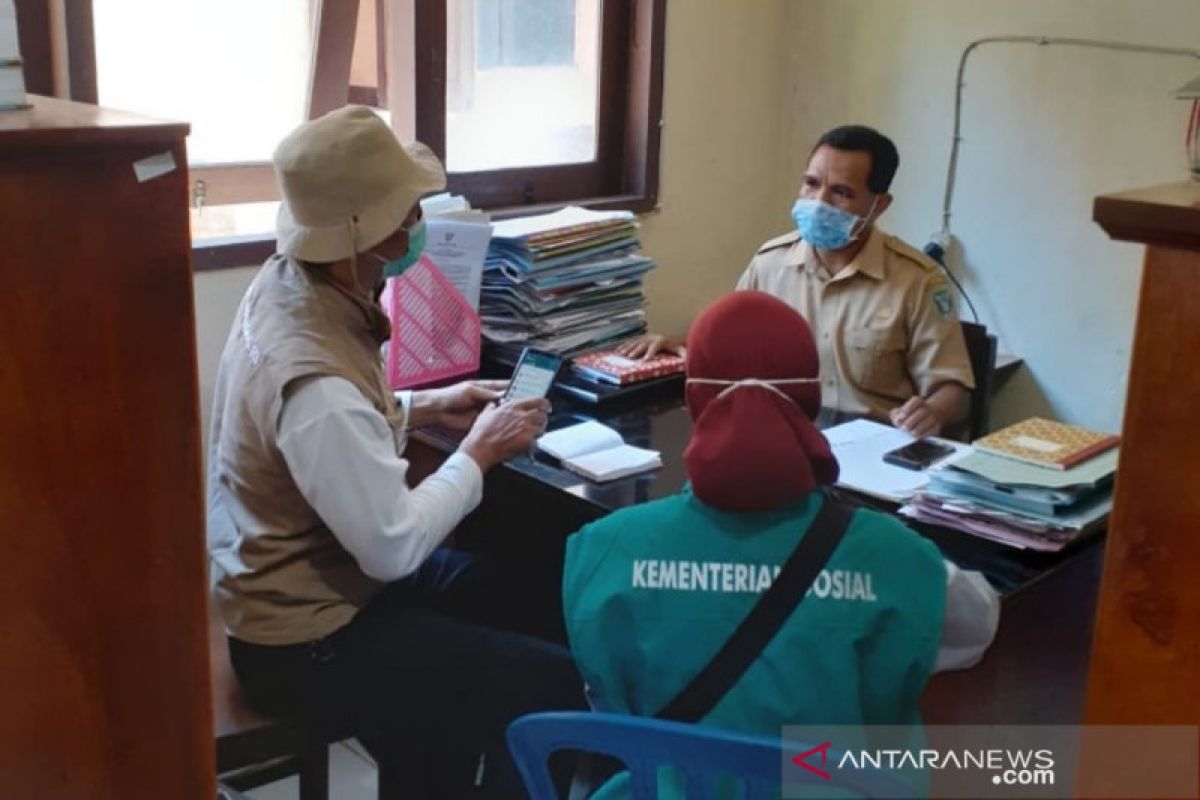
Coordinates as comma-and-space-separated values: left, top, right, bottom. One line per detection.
736, 227, 973, 421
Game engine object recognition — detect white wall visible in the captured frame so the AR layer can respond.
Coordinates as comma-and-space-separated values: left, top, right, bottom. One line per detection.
194, 265, 256, 447
637, 0, 794, 336
782, 0, 1200, 432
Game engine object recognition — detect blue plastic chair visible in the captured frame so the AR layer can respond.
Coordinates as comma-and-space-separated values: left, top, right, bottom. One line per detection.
506, 711, 915, 800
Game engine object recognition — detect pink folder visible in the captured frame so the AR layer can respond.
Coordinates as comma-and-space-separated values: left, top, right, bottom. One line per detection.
381, 254, 481, 389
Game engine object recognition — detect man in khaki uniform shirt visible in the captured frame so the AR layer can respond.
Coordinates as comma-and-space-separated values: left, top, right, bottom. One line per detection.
623, 125, 973, 437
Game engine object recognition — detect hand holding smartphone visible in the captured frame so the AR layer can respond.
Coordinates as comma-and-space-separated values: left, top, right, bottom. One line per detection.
502, 347, 564, 404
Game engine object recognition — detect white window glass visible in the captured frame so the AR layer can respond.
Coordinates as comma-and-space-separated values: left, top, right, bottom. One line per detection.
445, 0, 601, 172
92, 0, 314, 166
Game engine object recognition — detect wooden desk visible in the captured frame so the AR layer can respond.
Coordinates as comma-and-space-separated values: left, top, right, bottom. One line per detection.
413, 397, 1097, 593
408, 395, 1102, 723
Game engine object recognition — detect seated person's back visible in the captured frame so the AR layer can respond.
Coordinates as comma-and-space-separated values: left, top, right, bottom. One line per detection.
563, 292, 998, 792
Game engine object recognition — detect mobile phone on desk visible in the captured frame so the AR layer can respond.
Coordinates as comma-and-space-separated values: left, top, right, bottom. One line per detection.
501, 347, 564, 404
882, 438, 957, 471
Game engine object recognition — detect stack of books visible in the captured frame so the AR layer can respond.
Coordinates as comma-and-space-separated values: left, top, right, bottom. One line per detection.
571, 350, 685, 385
900, 418, 1119, 551
480, 206, 655, 365
1, 0, 26, 110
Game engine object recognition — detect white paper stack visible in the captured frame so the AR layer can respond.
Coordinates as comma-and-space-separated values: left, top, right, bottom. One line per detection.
419, 193, 491, 311
823, 419, 970, 504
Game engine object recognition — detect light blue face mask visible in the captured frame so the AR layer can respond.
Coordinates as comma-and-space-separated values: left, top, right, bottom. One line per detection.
790, 197, 873, 251
374, 219, 427, 278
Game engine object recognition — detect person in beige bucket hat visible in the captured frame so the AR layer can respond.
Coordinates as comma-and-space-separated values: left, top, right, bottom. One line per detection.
205, 105, 585, 797
273, 104, 445, 267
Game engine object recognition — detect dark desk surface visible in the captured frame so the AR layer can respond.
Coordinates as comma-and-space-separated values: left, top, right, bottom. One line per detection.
408, 393, 1102, 726
412, 396, 1100, 595
414, 397, 870, 512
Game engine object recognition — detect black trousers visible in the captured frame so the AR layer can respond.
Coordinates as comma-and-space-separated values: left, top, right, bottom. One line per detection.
228, 547, 587, 798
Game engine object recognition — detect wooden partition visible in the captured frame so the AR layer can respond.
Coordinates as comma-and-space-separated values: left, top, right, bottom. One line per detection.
1084, 182, 1200, 726
0, 97, 213, 798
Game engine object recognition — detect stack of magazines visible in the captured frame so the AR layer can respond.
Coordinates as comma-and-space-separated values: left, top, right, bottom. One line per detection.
899, 418, 1118, 551
480, 206, 655, 365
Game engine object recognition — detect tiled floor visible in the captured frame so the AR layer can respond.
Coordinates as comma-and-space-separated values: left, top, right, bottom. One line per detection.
245, 740, 378, 800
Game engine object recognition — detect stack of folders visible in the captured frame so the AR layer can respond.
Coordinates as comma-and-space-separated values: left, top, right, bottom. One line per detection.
899, 418, 1119, 551
1, 0, 27, 110
480, 206, 655, 364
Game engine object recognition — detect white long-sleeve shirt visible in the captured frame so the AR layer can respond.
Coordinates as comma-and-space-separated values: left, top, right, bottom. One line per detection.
274, 376, 483, 582
936, 560, 1001, 671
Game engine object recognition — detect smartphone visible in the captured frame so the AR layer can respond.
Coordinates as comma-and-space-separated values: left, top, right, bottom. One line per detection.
502, 348, 564, 404
882, 438, 957, 471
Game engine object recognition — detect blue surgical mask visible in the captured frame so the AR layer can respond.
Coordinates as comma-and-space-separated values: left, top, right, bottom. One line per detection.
791, 197, 871, 251
375, 219, 427, 278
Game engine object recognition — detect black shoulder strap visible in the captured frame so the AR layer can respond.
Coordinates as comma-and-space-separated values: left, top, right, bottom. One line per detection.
655, 498, 855, 724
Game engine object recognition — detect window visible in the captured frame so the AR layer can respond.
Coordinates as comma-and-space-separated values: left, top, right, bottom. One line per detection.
448, 0, 599, 171
94, 0, 312, 169
13, 0, 664, 267
417, 0, 665, 211
90, 0, 318, 244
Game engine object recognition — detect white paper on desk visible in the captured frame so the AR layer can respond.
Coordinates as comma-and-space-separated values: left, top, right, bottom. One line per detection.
824, 419, 971, 503
424, 217, 491, 310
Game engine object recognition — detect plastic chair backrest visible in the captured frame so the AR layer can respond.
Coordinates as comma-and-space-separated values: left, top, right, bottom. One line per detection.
507, 711, 914, 800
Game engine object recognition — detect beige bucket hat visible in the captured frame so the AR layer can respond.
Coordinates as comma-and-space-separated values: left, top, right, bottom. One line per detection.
273, 105, 446, 263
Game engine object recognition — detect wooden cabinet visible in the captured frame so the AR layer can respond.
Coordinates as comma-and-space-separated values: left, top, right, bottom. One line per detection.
0, 97, 213, 797
1085, 181, 1200, 725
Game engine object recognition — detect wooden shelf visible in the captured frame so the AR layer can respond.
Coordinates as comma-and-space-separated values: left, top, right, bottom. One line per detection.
0, 94, 189, 150
0, 96, 211, 797
1093, 180, 1200, 251
1084, 180, 1200, 730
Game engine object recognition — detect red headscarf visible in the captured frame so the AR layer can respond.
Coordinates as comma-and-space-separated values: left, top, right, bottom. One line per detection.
683, 291, 839, 511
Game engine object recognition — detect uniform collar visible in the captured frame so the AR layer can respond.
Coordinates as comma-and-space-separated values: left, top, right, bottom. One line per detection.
801, 226, 886, 282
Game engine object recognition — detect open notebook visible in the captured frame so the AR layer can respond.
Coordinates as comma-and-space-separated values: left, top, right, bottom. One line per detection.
536, 420, 662, 482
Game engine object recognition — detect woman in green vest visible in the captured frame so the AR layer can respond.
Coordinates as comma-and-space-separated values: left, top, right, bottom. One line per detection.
562, 291, 998, 796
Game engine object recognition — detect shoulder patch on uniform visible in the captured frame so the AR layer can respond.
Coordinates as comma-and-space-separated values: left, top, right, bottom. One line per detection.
756, 230, 801, 255
882, 235, 938, 273
931, 285, 954, 320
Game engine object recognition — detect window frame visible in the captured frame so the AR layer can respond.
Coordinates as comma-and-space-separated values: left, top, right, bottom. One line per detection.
34, 0, 376, 269
14, 0, 665, 269
414, 0, 665, 214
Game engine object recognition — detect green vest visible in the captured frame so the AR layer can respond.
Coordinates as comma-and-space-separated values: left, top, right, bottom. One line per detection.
563, 490, 945, 798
